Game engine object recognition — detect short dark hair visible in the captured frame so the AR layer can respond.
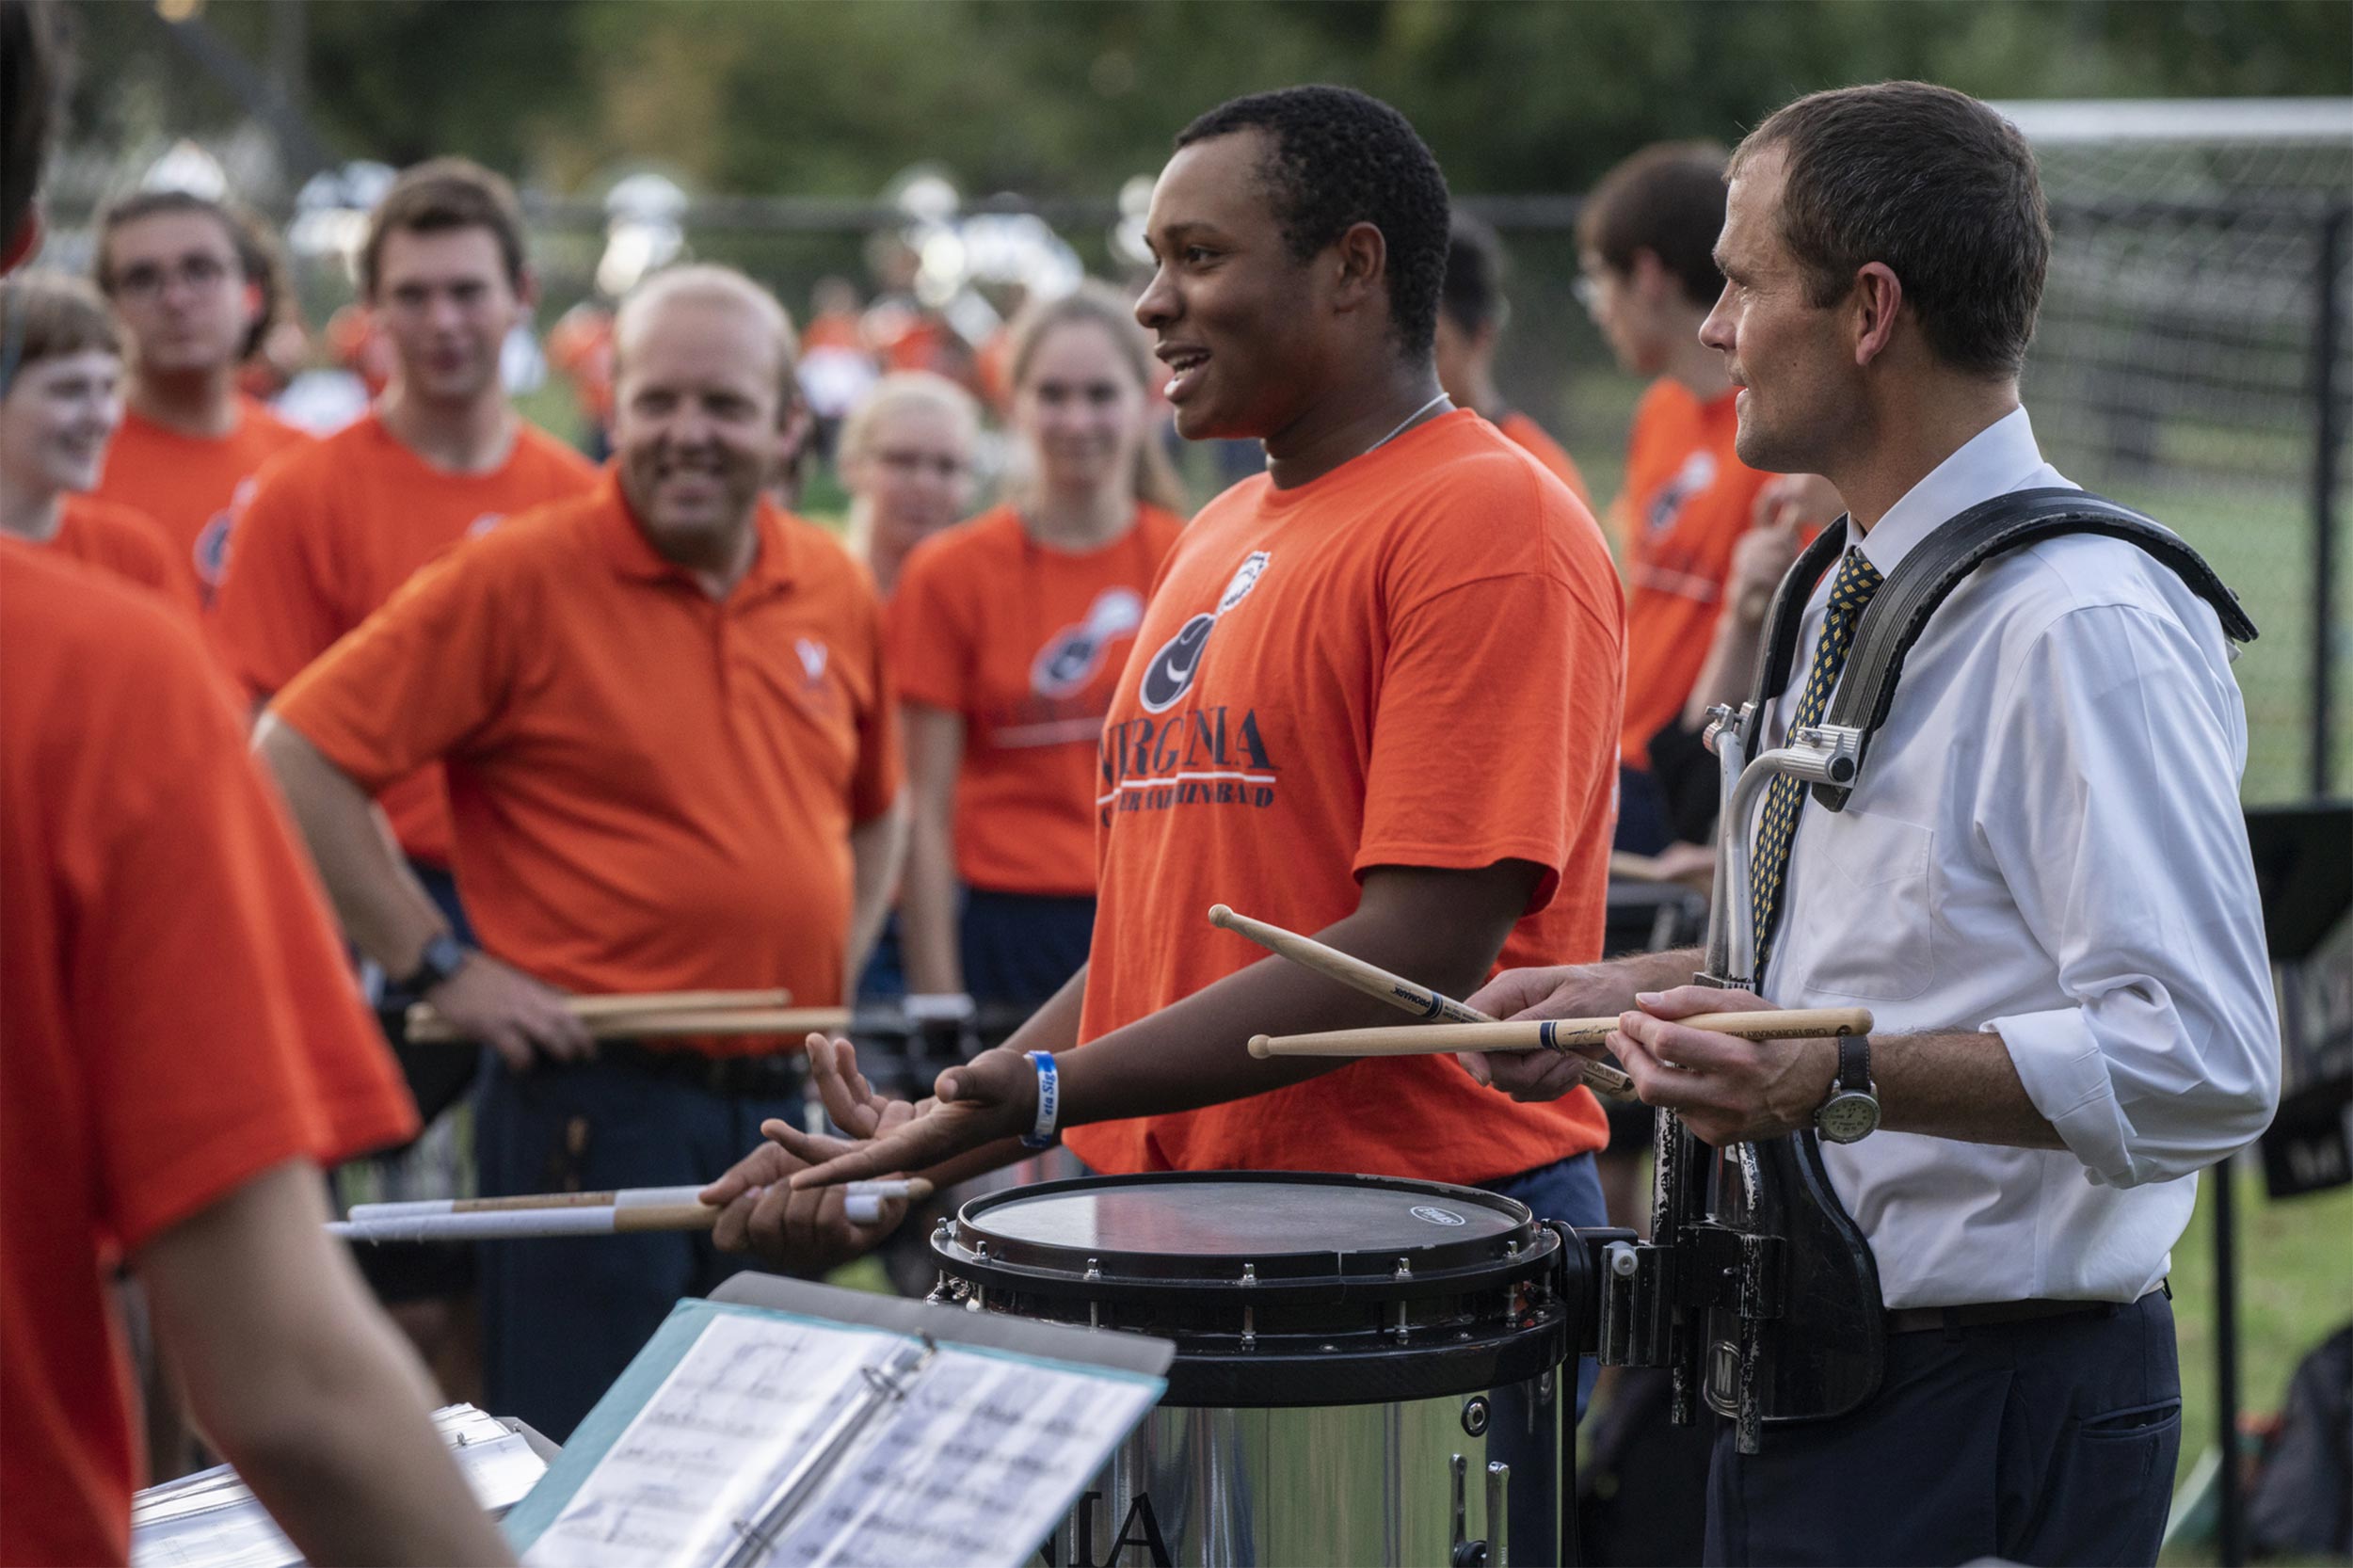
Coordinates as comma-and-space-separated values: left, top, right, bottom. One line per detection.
1176, 85, 1450, 357
1, 0, 65, 258
0, 272, 120, 389
94, 190, 287, 359
1734, 82, 2048, 379
1440, 212, 1508, 334
359, 156, 528, 299
1577, 140, 1729, 309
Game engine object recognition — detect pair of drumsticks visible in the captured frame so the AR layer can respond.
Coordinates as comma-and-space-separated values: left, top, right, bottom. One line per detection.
329, 1179, 935, 1244
404, 987, 854, 1044
1211, 904, 1871, 1100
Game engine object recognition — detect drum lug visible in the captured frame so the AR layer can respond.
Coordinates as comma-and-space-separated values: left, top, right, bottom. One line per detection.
1240, 1262, 1257, 1351
1085, 1257, 1101, 1330
1449, 1453, 1507, 1567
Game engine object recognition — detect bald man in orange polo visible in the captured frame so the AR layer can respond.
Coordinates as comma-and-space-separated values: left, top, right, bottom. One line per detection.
257, 265, 910, 1441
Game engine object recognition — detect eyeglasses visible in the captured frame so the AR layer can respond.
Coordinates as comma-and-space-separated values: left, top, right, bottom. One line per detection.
112, 253, 234, 301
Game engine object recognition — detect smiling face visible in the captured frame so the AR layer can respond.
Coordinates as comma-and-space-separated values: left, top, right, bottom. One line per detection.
1133, 129, 1330, 442
613, 292, 782, 556
0, 348, 123, 500
103, 209, 252, 379
369, 225, 527, 408
1699, 146, 1860, 475
1015, 316, 1148, 498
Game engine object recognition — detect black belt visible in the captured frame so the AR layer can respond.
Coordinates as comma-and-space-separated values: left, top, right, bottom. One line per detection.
1885, 1281, 2168, 1335
595, 1039, 808, 1097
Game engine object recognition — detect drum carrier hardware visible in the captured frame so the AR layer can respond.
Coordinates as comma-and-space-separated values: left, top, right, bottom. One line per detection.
1593, 488, 2258, 1455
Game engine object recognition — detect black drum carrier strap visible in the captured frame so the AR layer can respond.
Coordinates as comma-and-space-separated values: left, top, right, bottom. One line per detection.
1743, 487, 2259, 812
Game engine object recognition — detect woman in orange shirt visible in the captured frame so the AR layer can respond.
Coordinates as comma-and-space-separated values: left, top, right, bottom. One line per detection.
889, 281, 1187, 1011
838, 369, 980, 600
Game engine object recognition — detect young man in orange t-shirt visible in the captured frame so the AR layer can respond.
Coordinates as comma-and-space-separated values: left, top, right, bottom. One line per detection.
88, 189, 312, 606
718, 98, 1625, 1502
256, 265, 910, 1442
1436, 211, 1593, 507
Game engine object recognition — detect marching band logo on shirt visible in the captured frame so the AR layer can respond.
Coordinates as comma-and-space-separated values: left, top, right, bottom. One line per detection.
192, 475, 262, 595
1137, 552, 1269, 714
1646, 450, 1717, 535
795, 636, 830, 686
1032, 587, 1145, 698
466, 512, 506, 538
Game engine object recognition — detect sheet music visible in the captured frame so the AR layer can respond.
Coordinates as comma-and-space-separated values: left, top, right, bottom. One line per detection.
760, 1349, 1160, 1568
522, 1312, 890, 1568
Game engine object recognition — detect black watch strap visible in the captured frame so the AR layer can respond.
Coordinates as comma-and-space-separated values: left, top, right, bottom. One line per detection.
1837, 1032, 1872, 1092
395, 932, 471, 994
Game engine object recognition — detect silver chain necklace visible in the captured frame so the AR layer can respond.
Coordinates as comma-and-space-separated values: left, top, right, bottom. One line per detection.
1368, 392, 1453, 453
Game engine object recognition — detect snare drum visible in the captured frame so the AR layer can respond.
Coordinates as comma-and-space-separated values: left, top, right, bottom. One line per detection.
930, 1171, 1571, 1567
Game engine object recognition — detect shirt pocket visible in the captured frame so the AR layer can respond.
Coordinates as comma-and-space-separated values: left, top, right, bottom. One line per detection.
1799, 808, 1937, 1001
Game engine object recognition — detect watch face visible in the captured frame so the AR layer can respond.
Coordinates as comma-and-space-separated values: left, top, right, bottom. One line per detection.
1817, 1092, 1881, 1144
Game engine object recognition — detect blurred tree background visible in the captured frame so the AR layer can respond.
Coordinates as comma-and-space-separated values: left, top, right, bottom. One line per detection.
61, 0, 2353, 202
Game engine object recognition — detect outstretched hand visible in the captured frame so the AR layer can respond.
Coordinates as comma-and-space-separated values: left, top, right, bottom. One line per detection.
1609, 985, 1841, 1146
784, 1045, 1038, 1190
697, 1134, 912, 1272
1457, 963, 1633, 1102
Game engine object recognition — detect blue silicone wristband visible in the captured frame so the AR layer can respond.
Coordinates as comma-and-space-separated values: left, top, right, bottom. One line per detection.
1021, 1051, 1060, 1149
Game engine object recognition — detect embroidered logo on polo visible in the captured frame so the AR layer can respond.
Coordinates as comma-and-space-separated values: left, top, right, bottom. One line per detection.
1137, 552, 1268, 713
1646, 449, 1717, 535
795, 636, 829, 686
1032, 587, 1145, 698
466, 511, 505, 538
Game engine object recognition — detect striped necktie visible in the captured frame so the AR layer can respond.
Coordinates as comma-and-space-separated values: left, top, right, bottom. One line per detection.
1751, 546, 1884, 975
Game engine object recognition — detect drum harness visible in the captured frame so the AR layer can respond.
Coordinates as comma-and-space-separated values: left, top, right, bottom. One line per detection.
1585, 487, 2258, 1455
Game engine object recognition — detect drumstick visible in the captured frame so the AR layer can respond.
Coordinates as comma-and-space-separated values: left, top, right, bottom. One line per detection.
405, 988, 795, 1033
1208, 904, 1635, 1097
1250, 1007, 1876, 1059
346, 1179, 931, 1223
330, 1180, 932, 1242
403, 1006, 853, 1044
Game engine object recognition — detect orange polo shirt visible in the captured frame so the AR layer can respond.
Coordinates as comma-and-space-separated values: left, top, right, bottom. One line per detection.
0, 544, 416, 1568
1066, 411, 1622, 1184
1497, 410, 1592, 510
270, 478, 902, 1043
214, 412, 600, 868
88, 398, 312, 606
39, 495, 197, 611
1613, 379, 1771, 769
888, 502, 1185, 898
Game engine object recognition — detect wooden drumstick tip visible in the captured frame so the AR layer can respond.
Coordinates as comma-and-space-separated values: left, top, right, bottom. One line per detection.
1209, 904, 1236, 928
1248, 1033, 1273, 1058
903, 1178, 936, 1203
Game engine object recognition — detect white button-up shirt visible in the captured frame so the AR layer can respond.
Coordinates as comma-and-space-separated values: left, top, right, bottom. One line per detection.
1757, 406, 2279, 1308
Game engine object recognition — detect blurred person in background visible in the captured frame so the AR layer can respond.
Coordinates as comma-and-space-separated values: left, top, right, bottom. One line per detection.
1437, 212, 1592, 508
797, 275, 877, 465
1577, 140, 1775, 857
213, 156, 598, 1406
254, 264, 909, 1442
837, 369, 980, 599
88, 189, 312, 607
889, 280, 1188, 1017
0, 273, 189, 608
545, 296, 616, 459
1, 9, 513, 1561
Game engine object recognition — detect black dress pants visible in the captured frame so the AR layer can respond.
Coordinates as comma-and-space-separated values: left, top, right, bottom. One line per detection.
1705, 1290, 2182, 1566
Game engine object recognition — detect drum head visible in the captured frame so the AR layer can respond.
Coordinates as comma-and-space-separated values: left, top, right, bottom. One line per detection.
978, 1176, 1522, 1257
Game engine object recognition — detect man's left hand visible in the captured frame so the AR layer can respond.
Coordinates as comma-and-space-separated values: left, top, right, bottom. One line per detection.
1614, 985, 1842, 1145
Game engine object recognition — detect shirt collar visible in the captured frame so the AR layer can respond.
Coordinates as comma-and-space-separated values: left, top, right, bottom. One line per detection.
1853, 405, 2051, 579
595, 472, 797, 598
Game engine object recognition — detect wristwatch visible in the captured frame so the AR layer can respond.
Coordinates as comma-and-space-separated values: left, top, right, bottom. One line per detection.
395, 932, 472, 996
1813, 1034, 1880, 1144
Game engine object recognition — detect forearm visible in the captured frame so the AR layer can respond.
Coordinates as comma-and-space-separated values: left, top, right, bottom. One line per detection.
1682, 607, 1770, 729
843, 801, 909, 994
1875, 1029, 2062, 1149
252, 716, 445, 974
899, 808, 964, 996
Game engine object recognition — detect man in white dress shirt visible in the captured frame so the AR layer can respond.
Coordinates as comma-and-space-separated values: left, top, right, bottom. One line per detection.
1469, 81, 2278, 1565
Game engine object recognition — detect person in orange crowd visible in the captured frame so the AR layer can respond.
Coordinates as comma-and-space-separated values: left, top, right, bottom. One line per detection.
88, 189, 312, 605
255, 264, 912, 1443
0, 23, 511, 1558
712, 101, 1624, 1544
0, 273, 192, 607
1436, 211, 1592, 508
837, 369, 980, 599
544, 296, 616, 458
213, 156, 598, 1398
890, 280, 1188, 1016
1577, 140, 1784, 856
797, 275, 876, 463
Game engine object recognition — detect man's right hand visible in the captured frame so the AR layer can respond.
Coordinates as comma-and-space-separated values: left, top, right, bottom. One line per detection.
1460, 962, 1644, 1102
420, 953, 593, 1070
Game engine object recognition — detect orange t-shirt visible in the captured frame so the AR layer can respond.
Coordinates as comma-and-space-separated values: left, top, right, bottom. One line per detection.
0, 544, 417, 1568
1497, 410, 1592, 509
39, 495, 198, 610
270, 479, 903, 1043
88, 398, 312, 606
1064, 411, 1623, 1184
888, 503, 1186, 898
1612, 379, 1771, 769
214, 413, 600, 868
